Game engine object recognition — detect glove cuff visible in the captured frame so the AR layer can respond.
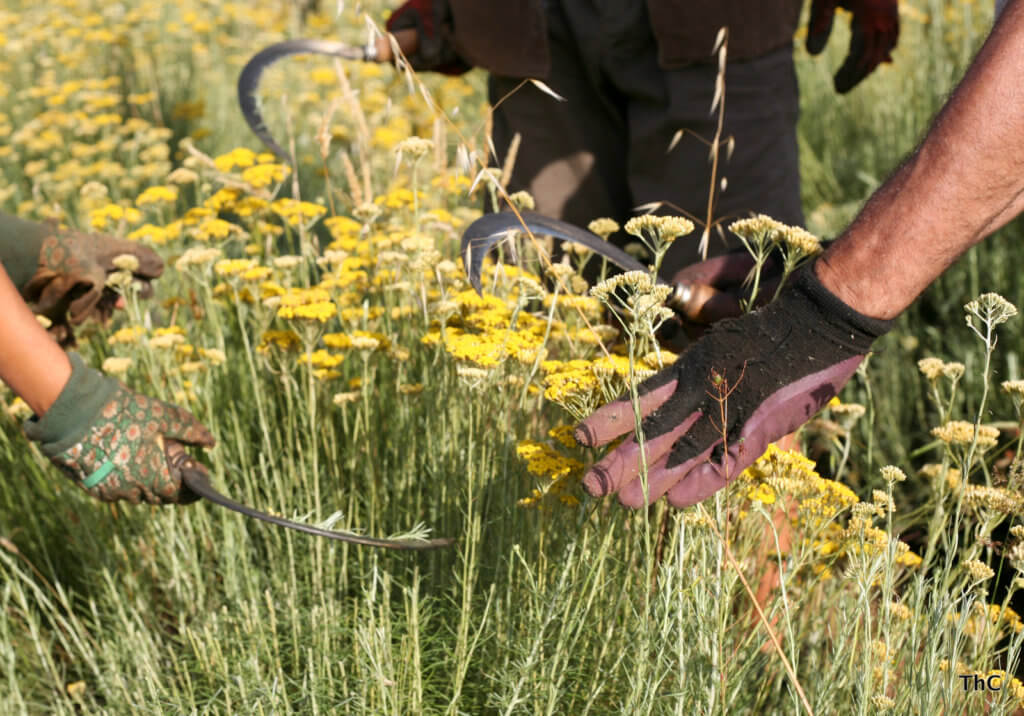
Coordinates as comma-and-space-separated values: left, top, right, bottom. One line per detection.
0, 212, 48, 294
23, 352, 120, 456
788, 261, 893, 350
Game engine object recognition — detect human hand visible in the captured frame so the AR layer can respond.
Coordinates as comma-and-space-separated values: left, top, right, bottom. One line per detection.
22, 223, 163, 346
385, 0, 468, 74
575, 264, 890, 508
806, 0, 899, 94
24, 354, 215, 505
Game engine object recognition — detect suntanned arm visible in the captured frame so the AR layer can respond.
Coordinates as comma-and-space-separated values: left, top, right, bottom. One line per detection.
0, 264, 71, 416
817, 0, 1024, 319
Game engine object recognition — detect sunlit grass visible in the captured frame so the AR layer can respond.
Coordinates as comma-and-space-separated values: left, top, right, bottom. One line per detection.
2, 0, 1024, 713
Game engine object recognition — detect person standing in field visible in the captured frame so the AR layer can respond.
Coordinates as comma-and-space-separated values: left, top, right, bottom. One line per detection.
384, 0, 900, 276
0, 213, 215, 504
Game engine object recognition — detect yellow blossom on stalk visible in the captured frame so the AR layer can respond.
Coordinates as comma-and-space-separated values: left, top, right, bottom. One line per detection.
323, 333, 352, 350
89, 203, 142, 230
398, 383, 424, 395
126, 223, 169, 244
107, 325, 145, 345
624, 214, 694, 246
964, 559, 995, 581
135, 184, 178, 207
204, 188, 241, 211
548, 425, 578, 448
298, 350, 344, 369
516, 440, 583, 480
192, 217, 241, 241
963, 484, 1024, 513
931, 420, 1000, 449
174, 247, 223, 271
213, 147, 257, 172
241, 163, 289, 188
258, 329, 301, 353
234, 196, 270, 217
182, 207, 215, 226
332, 391, 360, 405
271, 198, 327, 227
240, 266, 272, 282
277, 286, 336, 322
199, 348, 226, 365
214, 258, 256, 277
746, 483, 777, 505
101, 356, 132, 375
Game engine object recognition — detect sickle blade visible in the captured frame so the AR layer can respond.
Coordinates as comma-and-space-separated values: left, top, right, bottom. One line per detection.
460, 210, 650, 295
169, 444, 453, 550
238, 39, 368, 162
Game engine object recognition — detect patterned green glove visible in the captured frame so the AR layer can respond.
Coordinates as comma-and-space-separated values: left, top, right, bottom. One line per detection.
23, 354, 215, 505
0, 212, 163, 346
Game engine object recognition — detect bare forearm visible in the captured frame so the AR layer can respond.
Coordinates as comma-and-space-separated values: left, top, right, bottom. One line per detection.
0, 264, 71, 416
817, 0, 1024, 319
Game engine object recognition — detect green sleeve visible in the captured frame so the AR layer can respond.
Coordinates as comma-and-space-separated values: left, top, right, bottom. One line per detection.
22, 352, 119, 457
0, 212, 48, 294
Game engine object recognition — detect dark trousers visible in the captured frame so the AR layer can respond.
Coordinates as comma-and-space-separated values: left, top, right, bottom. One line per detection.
488, 0, 803, 277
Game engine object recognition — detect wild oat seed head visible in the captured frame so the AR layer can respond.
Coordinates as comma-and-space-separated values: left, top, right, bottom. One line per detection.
587, 217, 619, 239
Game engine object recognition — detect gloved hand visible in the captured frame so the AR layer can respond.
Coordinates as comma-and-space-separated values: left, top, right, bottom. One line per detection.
0, 213, 163, 347
805, 0, 899, 94
386, 0, 469, 74
575, 264, 890, 508
23, 353, 215, 505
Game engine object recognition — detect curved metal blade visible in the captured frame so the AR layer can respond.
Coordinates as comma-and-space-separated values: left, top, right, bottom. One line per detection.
460, 210, 652, 295
238, 39, 368, 162
169, 443, 453, 550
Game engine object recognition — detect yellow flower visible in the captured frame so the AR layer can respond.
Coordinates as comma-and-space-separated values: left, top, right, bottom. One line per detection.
213, 147, 257, 172
241, 163, 289, 188
271, 198, 327, 227
214, 258, 256, 277
135, 184, 178, 207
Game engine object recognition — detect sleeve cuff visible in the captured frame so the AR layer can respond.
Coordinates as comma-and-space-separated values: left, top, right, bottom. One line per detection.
23, 352, 119, 456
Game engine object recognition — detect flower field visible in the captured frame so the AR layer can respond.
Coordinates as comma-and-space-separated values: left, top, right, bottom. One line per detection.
2, 0, 1024, 713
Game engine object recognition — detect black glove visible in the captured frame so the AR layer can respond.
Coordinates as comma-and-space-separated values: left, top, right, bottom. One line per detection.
386, 0, 469, 74
806, 0, 900, 94
575, 263, 891, 507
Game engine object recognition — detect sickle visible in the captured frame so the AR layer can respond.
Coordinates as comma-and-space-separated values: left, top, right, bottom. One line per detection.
238, 39, 371, 162
460, 211, 722, 323
239, 30, 419, 162
166, 441, 453, 550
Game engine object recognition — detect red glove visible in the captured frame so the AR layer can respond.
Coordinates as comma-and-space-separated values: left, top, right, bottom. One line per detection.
386, 0, 469, 75
806, 0, 899, 93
